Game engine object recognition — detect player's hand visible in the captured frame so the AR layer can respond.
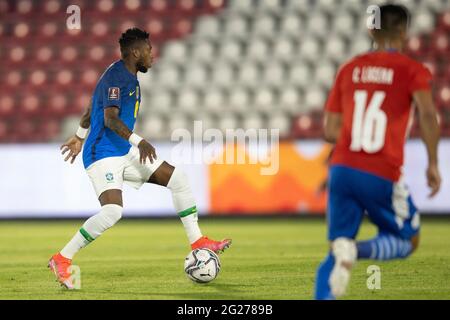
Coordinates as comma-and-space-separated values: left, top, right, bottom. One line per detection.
60, 135, 83, 164
426, 163, 441, 198
137, 139, 157, 164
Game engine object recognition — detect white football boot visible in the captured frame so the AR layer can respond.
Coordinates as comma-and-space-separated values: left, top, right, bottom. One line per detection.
329, 237, 357, 298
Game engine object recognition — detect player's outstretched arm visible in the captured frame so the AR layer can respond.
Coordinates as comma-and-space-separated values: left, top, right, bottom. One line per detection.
413, 90, 441, 197
60, 101, 92, 164
104, 106, 157, 164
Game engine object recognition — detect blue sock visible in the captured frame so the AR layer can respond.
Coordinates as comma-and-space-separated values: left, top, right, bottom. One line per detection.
357, 234, 413, 260
314, 253, 335, 300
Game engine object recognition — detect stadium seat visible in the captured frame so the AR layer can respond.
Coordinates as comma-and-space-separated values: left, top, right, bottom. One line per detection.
203, 88, 226, 114
298, 37, 322, 62
273, 37, 296, 63
304, 86, 327, 113
183, 64, 209, 88
195, 16, 221, 39
190, 39, 216, 63
280, 13, 304, 38
177, 88, 200, 115
223, 15, 248, 40
251, 14, 277, 39
246, 37, 270, 62
268, 113, 291, 137
218, 113, 239, 131
254, 87, 275, 113
237, 62, 261, 88
262, 62, 285, 88
141, 115, 166, 140
229, 87, 251, 114
219, 39, 243, 63
0, 95, 15, 118
211, 63, 234, 88
242, 113, 264, 131
279, 87, 303, 115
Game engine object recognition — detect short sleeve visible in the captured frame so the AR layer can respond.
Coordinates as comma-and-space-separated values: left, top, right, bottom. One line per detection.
101, 74, 122, 110
325, 67, 344, 113
409, 63, 433, 94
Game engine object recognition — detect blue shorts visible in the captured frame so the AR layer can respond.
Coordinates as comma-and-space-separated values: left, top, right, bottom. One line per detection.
327, 165, 420, 241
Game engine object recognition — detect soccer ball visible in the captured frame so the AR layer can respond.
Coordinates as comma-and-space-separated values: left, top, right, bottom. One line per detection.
184, 248, 221, 283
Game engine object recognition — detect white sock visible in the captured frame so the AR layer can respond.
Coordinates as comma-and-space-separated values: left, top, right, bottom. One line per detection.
60, 231, 89, 260
181, 212, 202, 244
167, 167, 202, 244
60, 204, 123, 259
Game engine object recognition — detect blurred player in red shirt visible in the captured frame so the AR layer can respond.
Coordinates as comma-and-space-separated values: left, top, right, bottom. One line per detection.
315, 4, 441, 299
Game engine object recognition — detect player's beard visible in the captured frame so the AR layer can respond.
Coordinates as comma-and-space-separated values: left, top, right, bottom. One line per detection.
136, 62, 148, 73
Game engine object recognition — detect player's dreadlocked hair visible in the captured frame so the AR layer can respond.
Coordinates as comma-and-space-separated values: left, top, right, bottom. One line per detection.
375, 4, 410, 38
119, 27, 150, 58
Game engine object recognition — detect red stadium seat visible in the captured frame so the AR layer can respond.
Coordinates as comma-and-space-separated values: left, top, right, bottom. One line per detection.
171, 19, 193, 38
176, 0, 197, 15
437, 11, 450, 31
81, 68, 101, 87
47, 94, 69, 117
39, 21, 59, 38
87, 45, 106, 62
96, 0, 115, 13
149, 0, 169, 14
72, 92, 92, 114
90, 21, 110, 38
5, 70, 23, 87
29, 69, 48, 87
16, 0, 33, 15
430, 32, 450, 54
0, 95, 15, 118
55, 69, 74, 86
60, 45, 79, 63
35, 45, 54, 63
121, 0, 144, 12
406, 34, 429, 56
436, 85, 450, 108
13, 21, 31, 38
8, 45, 26, 63
40, 119, 60, 141
42, 0, 62, 14
20, 93, 41, 116
145, 18, 164, 39
291, 113, 323, 138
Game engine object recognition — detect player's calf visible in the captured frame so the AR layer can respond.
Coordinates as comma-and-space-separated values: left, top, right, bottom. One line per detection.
356, 233, 416, 261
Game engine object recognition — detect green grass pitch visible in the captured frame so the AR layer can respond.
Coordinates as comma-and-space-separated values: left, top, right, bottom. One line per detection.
0, 217, 449, 300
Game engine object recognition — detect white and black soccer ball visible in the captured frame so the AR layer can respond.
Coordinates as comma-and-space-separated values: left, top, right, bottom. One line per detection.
184, 248, 221, 283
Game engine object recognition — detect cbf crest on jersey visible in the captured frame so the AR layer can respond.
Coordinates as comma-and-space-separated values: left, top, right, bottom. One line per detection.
108, 87, 120, 100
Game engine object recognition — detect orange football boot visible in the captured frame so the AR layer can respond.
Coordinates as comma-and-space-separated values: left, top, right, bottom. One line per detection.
48, 253, 75, 289
191, 236, 232, 254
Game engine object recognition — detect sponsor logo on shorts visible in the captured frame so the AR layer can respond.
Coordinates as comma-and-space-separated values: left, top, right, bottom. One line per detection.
108, 87, 120, 100
105, 173, 114, 182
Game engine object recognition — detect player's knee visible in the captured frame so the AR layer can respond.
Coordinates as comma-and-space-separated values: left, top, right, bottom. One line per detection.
331, 237, 357, 263
167, 167, 188, 191
101, 204, 123, 225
